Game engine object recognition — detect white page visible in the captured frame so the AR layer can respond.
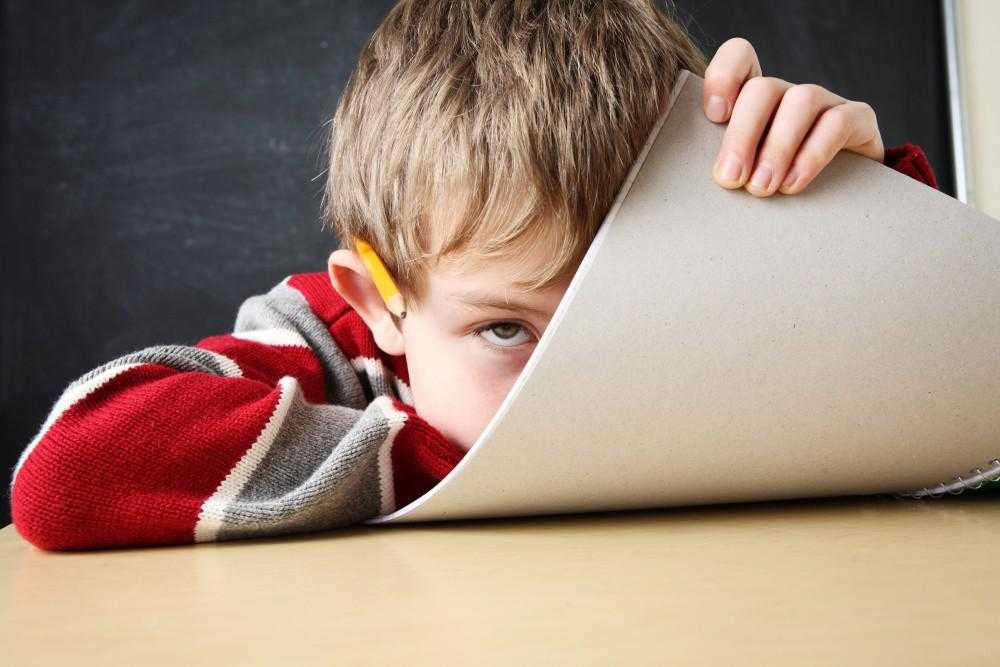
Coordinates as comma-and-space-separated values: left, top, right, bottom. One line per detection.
369, 71, 1000, 525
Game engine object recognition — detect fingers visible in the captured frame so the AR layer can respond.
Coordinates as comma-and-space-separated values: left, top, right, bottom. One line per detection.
712, 76, 792, 189
703, 37, 762, 123
704, 37, 885, 197
745, 84, 846, 197
779, 101, 883, 194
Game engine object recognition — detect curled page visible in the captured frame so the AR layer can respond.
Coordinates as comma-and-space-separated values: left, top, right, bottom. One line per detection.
369, 71, 1000, 525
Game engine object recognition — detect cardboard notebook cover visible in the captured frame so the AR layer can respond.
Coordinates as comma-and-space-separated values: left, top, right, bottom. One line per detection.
368, 71, 1000, 525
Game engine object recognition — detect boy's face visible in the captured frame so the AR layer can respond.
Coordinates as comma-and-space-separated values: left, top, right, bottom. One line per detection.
399, 255, 570, 451
327, 245, 570, 452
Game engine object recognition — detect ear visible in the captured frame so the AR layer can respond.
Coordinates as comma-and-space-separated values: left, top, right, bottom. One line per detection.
327, 248, 405, 356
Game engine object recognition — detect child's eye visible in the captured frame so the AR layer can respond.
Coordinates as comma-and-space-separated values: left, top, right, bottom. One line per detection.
475, 321, 534, 349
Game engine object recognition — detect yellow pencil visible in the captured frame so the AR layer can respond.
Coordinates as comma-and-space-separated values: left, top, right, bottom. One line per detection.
353, 238, 407, 319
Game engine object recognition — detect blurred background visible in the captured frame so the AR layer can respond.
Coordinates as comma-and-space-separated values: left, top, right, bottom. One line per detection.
2, 1, 997, 526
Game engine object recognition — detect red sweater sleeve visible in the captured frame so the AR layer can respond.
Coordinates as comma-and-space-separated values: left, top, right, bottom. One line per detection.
884, 142, 938, 190
9, 274, 463, 551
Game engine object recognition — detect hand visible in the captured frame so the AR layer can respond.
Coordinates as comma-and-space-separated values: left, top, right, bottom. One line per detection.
702, 37, 884, 197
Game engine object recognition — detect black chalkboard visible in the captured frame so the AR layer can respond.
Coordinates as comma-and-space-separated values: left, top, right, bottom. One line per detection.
1, 1, 953, 526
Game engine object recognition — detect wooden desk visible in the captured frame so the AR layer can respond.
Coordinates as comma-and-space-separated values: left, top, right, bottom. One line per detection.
2, 494, 998, 664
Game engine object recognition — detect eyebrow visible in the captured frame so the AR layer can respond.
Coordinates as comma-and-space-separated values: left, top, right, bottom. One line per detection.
451, 289, 555, 320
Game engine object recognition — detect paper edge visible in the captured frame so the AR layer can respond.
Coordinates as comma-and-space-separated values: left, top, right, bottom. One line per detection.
365, 70, 696, 525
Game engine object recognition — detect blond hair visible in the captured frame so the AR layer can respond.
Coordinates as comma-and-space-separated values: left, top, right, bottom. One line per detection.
320, 0, 706, 303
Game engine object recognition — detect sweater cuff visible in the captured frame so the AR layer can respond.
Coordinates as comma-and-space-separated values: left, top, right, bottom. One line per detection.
393, 399, 468, 470
388, 398, 467, 510
884, 142, 938, 190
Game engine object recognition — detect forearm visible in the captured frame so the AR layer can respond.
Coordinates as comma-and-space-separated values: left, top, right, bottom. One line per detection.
9, 277, 409, 550
884, 142, 938, 190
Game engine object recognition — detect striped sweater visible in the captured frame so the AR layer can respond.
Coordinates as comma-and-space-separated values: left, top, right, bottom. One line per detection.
9, 143, 943, 551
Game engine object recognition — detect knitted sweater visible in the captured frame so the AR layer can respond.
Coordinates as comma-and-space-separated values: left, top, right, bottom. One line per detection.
9, 143, 944, 551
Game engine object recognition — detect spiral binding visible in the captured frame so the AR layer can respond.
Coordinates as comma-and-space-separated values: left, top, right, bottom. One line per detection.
894, 457, 1000, 499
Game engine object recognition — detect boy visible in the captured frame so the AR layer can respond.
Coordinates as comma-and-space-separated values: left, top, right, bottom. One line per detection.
9, 0, 940, 551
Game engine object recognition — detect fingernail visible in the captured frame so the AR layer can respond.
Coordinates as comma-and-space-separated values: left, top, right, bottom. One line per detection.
781, 168, 799, 191
707, 95, 728, 122
750, 162, 773, 192
716, 154, 743, 184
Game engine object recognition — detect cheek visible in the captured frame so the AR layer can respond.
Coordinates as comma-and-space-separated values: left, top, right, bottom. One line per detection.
403, 329, 525, 450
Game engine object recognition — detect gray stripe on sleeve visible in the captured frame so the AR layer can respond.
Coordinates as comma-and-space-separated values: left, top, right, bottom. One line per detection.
215, 397, 391, 540
66, 344, 242, 390
233, 280, 367, 409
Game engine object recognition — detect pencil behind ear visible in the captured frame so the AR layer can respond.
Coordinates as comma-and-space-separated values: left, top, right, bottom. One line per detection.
327, 249, 405, 356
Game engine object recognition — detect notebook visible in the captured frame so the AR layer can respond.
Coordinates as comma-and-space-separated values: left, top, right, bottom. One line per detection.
367, 70, 1000, 525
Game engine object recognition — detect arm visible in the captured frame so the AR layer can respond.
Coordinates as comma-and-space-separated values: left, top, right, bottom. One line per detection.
9, 274, 460, 551
883, 142, 938, 190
